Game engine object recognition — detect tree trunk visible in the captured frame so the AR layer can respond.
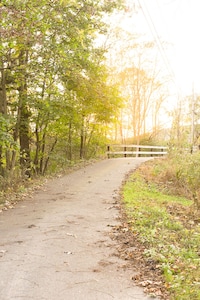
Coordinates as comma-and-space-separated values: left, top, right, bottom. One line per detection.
39, 131, 46, 174
33, 120, 40, 174
18, 50, 31, 172
42, 137, 57, 175
67, 120, 72, 161
80, 116, 85, 159
0, 65, 7, 175
80, 129, 84, 159
0, 69, 7, 115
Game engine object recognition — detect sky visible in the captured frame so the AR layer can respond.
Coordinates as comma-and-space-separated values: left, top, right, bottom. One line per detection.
100, 0, 200, 132
121, 0, 200, 97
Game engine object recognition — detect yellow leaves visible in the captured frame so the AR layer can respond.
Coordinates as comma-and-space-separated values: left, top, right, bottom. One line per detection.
59, 0, 78, 6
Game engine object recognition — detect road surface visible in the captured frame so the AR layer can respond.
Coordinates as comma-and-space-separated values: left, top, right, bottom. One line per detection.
0, 158, 155, 300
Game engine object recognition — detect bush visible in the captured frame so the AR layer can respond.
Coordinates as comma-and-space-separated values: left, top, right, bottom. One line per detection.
141, 152, 200, 211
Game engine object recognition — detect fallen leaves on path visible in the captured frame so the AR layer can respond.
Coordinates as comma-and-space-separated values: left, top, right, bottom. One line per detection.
110, 218, 170, 300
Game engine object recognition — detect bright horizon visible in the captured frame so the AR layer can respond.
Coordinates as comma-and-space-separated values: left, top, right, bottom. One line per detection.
102, 0, 200, 138
124, 0, 200, 96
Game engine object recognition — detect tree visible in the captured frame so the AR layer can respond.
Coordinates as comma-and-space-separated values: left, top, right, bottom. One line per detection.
0, 0, 123, 180
100, 3, 174, 144
105, 30, 166, 143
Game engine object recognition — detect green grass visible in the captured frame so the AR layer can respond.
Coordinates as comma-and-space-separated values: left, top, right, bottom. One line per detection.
123, 172, 200, 300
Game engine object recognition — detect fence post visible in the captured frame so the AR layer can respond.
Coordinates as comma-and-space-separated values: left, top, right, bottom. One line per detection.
138, 147, 141, 157
124, 146, 126, 157
107, 145, 110, 158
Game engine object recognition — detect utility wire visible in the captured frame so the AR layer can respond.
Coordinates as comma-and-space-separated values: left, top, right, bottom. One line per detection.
137, 0, 179, 91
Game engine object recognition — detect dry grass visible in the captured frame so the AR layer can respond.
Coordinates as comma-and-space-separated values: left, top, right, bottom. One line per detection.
122, 155, 200, 299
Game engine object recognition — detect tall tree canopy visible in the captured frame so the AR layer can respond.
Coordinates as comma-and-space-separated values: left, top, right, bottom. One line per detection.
0, 0, 123, 178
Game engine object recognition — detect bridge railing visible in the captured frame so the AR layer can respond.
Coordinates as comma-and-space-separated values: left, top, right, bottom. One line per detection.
106, 144, 168, 158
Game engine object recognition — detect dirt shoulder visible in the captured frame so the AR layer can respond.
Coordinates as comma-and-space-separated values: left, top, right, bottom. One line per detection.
0, 158, 158, 300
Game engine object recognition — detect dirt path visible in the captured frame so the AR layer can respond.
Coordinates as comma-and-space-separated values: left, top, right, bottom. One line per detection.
0, 158, 155, 300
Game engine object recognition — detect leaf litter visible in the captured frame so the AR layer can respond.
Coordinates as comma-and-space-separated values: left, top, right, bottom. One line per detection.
110, 218, 170, 300
115, 159, 200, 300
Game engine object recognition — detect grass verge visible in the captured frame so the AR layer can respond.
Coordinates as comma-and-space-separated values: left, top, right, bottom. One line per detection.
122, 162, 200, 300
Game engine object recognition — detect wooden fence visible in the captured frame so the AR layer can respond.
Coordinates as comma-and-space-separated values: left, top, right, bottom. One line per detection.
106, 144, 168, 158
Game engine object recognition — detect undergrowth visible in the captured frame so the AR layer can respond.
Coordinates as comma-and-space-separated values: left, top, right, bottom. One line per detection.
0, 159, 94, 211
123, 155, 200, 300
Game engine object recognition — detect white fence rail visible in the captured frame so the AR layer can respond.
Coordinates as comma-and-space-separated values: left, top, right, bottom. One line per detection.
106, 144, 168, 158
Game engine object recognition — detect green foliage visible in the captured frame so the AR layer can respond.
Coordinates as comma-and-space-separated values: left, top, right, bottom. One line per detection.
152, 152, 200, 209
123, 171, 200, 299
0, 0, 123, 179
0, 115, 14, 148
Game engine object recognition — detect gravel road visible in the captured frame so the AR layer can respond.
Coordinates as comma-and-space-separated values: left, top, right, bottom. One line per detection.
0, 157, 155, 300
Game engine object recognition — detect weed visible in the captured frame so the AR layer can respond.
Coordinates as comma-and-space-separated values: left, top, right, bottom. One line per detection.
123, 167, 200, 300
